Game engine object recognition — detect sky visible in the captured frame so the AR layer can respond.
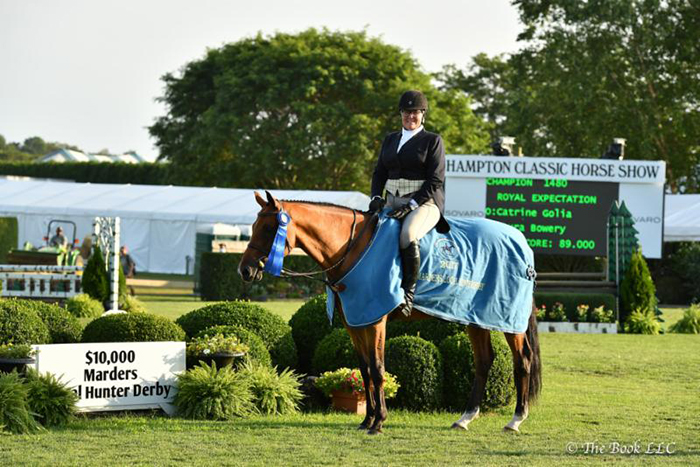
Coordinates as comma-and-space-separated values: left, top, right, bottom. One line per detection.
0, 0, 523, 160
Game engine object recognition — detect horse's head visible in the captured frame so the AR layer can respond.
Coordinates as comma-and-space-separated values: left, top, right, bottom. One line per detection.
238, 190, 296, 282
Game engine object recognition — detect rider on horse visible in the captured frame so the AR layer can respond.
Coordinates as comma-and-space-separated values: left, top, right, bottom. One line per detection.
369, 90, 450, 315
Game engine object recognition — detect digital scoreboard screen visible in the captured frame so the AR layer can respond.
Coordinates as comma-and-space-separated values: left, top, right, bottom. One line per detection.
485, 178, 619, 256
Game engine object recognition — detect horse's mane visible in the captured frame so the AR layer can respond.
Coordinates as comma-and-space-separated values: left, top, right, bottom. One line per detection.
280, 199, 371, 215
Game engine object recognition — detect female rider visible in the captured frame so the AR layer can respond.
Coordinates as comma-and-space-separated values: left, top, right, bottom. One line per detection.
369, 90, 450, 315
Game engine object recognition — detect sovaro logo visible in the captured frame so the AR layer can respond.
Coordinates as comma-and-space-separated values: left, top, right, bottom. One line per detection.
435, 238, 459, 271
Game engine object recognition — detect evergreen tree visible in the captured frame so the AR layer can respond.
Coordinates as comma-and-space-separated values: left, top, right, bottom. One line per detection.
620, 249, 657, 327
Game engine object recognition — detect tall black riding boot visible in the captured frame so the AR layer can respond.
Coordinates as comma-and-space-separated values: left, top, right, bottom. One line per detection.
399, 240, 420, 316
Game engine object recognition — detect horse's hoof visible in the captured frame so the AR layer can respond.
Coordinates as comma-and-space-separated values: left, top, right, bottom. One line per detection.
367, 429, 383, 435
503, 425, 520, 433
357, 424, 369, 431
451, 422, 468, 431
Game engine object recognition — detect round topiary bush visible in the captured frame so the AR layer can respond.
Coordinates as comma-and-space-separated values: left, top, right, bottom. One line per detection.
27, 301, 82, 344
270, 331, 298, 371
195, 325, 272, 368
311, 328, 357, 374
176, 301, 290, 348
65, 293, 104, 318
439, 332, 514, 412
289, 294, 344, 374
385, 335, 443, 411
82, 313, 185, 343
0, 299, 51, 345
386, 319, 464, 346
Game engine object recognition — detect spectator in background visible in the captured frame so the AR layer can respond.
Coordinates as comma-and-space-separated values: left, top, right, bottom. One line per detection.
218, 243, 227, 253
49, 226, 68, 248
120, 245, 136, 278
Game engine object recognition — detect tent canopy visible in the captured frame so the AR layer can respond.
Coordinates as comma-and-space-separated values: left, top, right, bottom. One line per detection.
0, 179, 370, 273
664, 194, 700, 242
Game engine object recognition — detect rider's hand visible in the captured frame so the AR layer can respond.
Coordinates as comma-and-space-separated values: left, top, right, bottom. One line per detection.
369, 196, 386, 213
387, 201, 416, 220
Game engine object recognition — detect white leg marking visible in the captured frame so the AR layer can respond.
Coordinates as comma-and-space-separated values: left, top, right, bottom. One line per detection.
451, 408, 480, 430
504, 410, 528, 432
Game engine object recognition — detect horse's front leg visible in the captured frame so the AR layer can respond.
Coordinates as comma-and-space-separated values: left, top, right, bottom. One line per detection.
367, 321, 388, 435
357, 357, 375, 430
367, 355, 387, 435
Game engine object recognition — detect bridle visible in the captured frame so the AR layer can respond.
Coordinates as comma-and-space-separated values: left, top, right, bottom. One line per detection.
246, 206, 377, 290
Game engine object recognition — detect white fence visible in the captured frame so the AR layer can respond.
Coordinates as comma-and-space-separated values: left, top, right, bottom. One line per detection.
0, 265, 83, 299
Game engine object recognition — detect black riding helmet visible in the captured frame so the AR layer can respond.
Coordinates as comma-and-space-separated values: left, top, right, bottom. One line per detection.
398, 90, 428, 111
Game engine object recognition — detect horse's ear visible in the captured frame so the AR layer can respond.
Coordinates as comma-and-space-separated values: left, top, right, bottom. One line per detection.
265, 190, 283, 210
254, 191, 267, 208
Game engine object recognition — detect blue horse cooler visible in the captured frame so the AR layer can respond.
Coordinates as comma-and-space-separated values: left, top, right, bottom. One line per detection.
327, 213, 536, 334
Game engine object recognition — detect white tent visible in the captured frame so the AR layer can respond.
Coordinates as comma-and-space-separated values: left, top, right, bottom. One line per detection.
664, 194, 700, 242
0, 179, 370, 273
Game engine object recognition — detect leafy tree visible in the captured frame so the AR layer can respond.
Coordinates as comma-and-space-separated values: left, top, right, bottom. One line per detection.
20, 136, 47, 155
150, 28, 489, 191
441, 0, 700, 190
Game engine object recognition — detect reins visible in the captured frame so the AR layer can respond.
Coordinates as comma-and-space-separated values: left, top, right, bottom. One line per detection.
248, 207, 377, 291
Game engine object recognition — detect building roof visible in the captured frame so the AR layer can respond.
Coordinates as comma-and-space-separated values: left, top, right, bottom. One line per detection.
39, 149, 156, 164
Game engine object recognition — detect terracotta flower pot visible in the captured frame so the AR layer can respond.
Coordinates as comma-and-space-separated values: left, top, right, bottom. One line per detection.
331, 390, 366, 414
0, 357, 35, 375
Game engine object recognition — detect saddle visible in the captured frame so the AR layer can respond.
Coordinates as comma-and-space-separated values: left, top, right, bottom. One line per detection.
326, 213, 536, 333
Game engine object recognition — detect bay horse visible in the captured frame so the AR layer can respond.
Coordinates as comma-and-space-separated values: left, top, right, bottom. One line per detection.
238, 191, 541, 434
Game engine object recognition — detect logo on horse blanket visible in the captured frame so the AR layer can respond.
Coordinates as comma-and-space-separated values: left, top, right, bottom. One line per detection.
326, 212, 536, 334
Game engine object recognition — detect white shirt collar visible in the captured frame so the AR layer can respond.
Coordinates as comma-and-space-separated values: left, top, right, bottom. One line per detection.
398, 125, 423, 152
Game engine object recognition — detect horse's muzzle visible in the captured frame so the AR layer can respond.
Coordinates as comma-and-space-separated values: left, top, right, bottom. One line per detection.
238, 259, 265, 283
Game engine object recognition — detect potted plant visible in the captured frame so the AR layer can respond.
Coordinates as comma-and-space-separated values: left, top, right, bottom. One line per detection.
0, 343, 37, 375
186, 333, 249, 369
315, 367, 399, 414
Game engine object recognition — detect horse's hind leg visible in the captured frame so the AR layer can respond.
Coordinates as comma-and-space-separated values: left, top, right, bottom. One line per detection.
356, 357, 375, 430
503, 332, 532, 432
452, 326, 493, 430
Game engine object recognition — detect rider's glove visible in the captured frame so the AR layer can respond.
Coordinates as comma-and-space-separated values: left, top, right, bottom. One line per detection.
387, 199, 418, 220
369, 196, 386, 213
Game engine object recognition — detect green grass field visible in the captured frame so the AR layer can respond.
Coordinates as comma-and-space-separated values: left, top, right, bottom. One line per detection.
3, 299, 698, 465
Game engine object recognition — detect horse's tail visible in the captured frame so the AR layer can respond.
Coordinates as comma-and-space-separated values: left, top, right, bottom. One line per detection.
527, 299, 542, 404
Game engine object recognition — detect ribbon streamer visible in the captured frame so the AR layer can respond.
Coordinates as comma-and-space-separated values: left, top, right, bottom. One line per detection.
263, 211, 290, 276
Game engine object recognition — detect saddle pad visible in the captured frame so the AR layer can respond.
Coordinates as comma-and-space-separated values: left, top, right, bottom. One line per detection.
327, 213, 535, 334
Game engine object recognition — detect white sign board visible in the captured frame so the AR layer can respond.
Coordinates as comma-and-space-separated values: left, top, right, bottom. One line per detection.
445, 155, 665, 258
33, 342, 185, 414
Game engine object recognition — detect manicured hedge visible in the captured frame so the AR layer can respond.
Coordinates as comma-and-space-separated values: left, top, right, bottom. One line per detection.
29, 301, 82, 344
311, 329, 357, 374
0, 161, 169, 185
440, 332, 514, 411
270, 331, 298, 371
386, 319, 464, 346
534, 292, 616, 321
82, 313, 185, 343
0, 217, 18, 264
176, 301, 289, 344
0, 299, 51, 345
289, 294, 344, 373
385, 335, 443, 411
199, 253, 325, 301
